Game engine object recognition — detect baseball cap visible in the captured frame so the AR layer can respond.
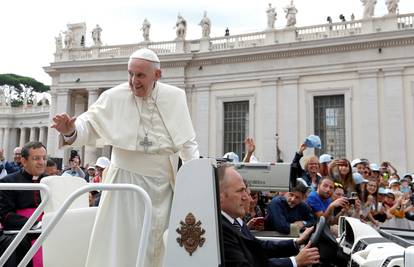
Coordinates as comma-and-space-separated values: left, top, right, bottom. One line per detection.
319, 154, 333, 164
95, 157, 110, 169
223, 152, 239, 163
353, 172, 368, 185
388, 179, 400, 186
369, 163, 380, 172
351, 158, 363, 167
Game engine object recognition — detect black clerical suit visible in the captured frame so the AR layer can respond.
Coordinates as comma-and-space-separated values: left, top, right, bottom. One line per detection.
222, 215, 298, 267
0, 170, 44, 230
0, 170, 44, 267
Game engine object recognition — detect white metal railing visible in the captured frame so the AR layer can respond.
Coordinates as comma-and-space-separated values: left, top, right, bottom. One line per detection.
0, 183, 50, 266
54, 12, 414, 61
0, 183, 152, 267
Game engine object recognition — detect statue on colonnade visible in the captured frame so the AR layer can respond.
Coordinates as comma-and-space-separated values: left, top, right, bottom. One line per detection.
199, 11, 211, 38
141, 18, 151, 42
92, 24, 103, 46
361, 0, 377, 19
175, 13, 187, 40
0, 88, 6, 106
284, 0, 297, 27
55, 33, 63, 52
64, 29, 74, 49
385, 0, 399, 15
266, 3, 277, 29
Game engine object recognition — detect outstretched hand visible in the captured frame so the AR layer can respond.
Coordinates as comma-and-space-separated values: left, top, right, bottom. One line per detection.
51, 113, 76, 136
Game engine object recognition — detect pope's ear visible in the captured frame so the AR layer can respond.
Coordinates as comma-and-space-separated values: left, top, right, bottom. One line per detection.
155, 69, 162, 80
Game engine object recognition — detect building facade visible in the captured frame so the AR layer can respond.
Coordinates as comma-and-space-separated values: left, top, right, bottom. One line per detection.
1, 13, 413, 172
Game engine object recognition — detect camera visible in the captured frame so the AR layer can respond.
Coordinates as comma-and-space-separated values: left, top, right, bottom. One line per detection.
347, 192, 358, 205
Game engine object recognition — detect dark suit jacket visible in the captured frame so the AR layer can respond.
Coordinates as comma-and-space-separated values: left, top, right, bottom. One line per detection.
222, 215, 298, 267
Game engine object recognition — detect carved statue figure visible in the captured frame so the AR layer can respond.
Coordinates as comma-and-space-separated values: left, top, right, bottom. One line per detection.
0, 88, 6, 106
55, 33, 63, 52
361, 0, 377, 19
92, 24, 102, 46
175, 13, 187, 40
141, 18, 151, 42
386, 0, 399, 15
198, 11, 211, 38
284, 0, 298, 27
64, 29, 73, 49
266, 3, 277, 29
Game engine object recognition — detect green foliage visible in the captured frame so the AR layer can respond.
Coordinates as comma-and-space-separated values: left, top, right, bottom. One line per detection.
0, 73, 50, 107
0, 73, 49, 92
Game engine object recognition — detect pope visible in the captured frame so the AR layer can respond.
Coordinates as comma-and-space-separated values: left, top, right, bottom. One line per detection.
52, 48, 200, 267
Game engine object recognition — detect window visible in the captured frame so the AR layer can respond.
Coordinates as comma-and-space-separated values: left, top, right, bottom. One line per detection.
223, 101, 249, 160
314, 95, 345, 158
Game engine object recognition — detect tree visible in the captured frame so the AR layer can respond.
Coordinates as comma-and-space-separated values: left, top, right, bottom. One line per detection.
0, 74, 50, 107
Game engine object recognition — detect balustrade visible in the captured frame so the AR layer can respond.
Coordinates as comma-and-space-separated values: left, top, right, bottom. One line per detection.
53, 13, 414, 61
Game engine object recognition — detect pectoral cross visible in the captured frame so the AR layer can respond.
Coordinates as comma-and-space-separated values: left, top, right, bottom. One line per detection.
140, 135, 153, 153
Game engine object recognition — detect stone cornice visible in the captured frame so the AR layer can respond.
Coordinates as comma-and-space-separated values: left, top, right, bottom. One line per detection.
188, 35, 414, 67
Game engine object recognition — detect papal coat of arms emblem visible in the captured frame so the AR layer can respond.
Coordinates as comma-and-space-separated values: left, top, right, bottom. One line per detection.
176, 212, 206, 256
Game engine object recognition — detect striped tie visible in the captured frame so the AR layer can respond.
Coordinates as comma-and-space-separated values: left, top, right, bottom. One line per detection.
232, 219, 242, 231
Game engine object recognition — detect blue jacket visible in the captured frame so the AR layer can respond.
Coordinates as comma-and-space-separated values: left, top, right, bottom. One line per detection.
265, 196, 315, 234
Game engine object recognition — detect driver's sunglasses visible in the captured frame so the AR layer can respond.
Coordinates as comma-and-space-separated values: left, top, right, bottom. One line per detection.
334, 182, 343, 189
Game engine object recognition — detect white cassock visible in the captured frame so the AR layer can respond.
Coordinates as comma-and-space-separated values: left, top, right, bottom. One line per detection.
60, 81, 199, 267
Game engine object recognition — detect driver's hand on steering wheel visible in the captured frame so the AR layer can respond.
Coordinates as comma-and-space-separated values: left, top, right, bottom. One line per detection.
295, 226, 314, 246
295, 242, 320, 267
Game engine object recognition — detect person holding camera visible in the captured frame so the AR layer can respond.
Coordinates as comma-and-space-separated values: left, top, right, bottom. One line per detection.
306, 177, 360, 235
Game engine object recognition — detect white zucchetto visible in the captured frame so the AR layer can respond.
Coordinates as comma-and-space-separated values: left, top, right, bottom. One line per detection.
129, 48, 160, 63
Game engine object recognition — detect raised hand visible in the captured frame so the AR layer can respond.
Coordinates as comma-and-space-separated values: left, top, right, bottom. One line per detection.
244, 137, 256, 154
51, 113, 76, 136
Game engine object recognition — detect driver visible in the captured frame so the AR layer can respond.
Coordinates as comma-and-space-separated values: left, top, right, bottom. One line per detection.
219, 163, 320, 267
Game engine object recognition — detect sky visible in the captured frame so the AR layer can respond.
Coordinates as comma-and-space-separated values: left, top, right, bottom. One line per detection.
1, 0, 413, 86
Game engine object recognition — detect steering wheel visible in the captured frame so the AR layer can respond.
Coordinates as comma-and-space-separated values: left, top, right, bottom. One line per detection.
309, 216, 326, 247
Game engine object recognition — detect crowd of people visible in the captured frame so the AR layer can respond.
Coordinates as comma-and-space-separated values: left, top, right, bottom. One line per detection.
236, 138, 414, 239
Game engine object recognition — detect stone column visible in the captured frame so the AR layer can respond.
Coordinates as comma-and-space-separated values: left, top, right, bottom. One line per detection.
356, 70, 380, 162
278, 75, 299, 161
193, 84, 210, 156
381, 67, 406, 171
3, 128, 10, 159
19, 128, 27, 147
260, 79, 278, 162
83, 88, 100, 165
0, 128, 4, 149
29, 127, 36, 142
39, 127, 47, 145
47, 89, 71, 162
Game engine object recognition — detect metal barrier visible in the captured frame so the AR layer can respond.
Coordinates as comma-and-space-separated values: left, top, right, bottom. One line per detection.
0, 183, 152, 267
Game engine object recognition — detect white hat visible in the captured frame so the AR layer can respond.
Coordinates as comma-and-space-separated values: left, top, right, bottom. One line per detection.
369, 163, 380, 172
388, 179, 400, 186
129, 48, 160, 63
95, 157, 110, 169
351, 158, 363, 167
223, 152, 239, 163
319, 154, 333, 164
352, 172, 368, 185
